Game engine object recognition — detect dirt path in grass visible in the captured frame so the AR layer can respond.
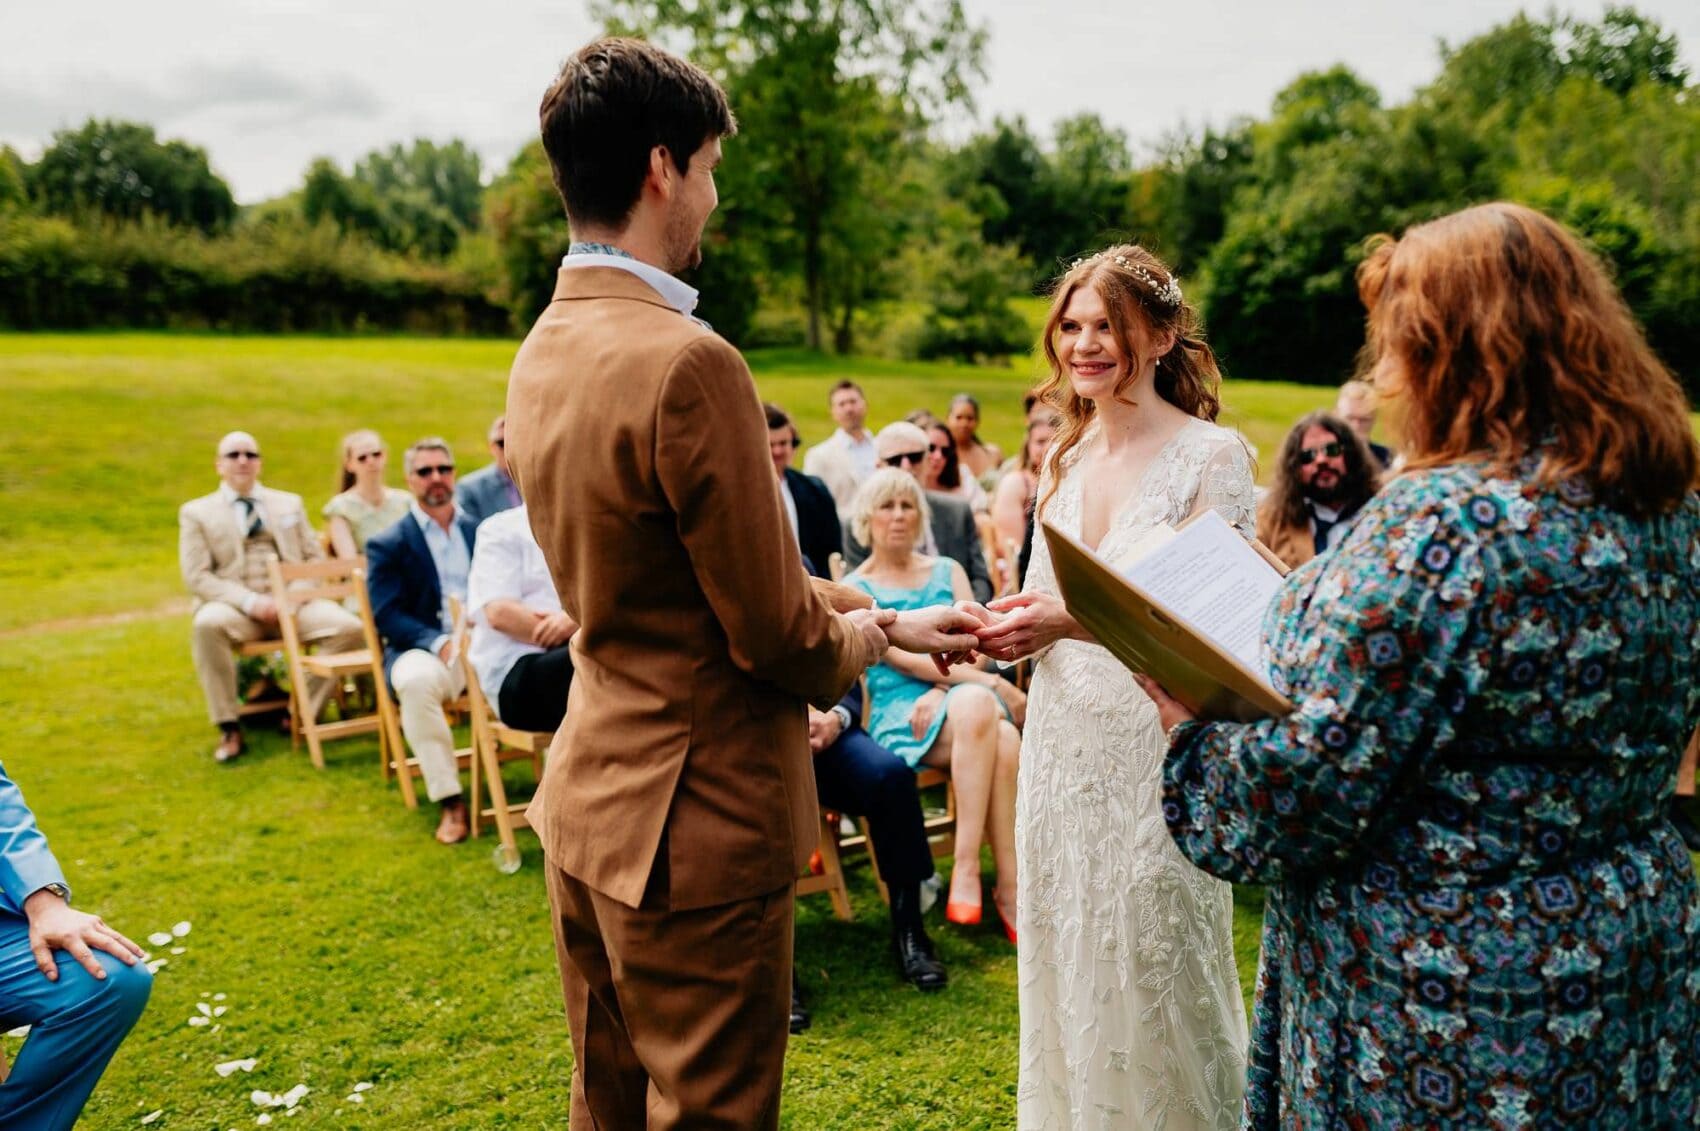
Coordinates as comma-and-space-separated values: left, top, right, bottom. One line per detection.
0, 599, 190, 642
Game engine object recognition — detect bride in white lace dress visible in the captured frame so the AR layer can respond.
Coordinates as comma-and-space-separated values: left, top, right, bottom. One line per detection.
974, 247, 1250, 1130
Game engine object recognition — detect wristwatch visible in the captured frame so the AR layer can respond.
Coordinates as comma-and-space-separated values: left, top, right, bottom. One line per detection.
831, 705, 854, 733
37, 882, 70, 902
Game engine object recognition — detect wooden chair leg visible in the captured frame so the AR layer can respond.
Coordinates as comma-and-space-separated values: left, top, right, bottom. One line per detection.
816, 814, 853, 921
379, 688, 417, 809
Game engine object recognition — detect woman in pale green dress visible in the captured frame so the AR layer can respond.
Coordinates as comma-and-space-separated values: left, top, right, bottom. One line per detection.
322, 430, 410, 558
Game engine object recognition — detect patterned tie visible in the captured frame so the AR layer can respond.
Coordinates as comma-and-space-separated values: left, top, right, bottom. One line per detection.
238, 496, 262, 538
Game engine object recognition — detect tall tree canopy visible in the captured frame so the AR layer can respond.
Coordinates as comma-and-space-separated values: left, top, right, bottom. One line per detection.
29, 119, 235, 233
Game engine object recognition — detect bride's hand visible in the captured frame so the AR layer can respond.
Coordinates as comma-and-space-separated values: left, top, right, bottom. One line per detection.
1133, 674, 1196, 735
974, 591, 1080, 662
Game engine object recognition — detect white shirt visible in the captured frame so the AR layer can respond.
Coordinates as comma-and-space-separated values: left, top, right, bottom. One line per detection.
833, 428, 878, 480
779, 475, 799, 541
410, 502, 470, 650
466, 506, 562, 700
558, 251, 700, 320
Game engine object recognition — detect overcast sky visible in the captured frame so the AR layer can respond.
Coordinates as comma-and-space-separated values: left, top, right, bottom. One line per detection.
3, 1, 1696, 203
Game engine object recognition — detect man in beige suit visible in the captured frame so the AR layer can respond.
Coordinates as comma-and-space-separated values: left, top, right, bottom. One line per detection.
179, 432, 362, 763
506, 38, 982, 1130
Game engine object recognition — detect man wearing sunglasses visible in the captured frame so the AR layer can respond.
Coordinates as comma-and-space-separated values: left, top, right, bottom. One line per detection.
841, 421, 993, 604
365, 437, 482, 844
1255, 412, 1382, 569
180, 431, 363, 764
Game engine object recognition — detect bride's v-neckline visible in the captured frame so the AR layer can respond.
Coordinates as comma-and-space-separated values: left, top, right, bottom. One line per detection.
1073, 417, 1200, 554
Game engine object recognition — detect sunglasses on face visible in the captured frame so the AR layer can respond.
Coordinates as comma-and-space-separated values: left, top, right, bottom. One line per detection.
412, 464, 455, 478
883, 450, 926, 468
353, 450, 384, 463
222, 450, 261, 461
1299, 441, 1343, 465
493, 439, 505, 449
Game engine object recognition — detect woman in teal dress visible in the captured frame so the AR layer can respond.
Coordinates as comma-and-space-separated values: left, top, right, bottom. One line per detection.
1140, 203, 1700, 1128
845, 468, 1023, 935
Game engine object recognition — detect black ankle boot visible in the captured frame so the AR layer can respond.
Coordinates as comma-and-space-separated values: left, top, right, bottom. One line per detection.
789, 970, 811, 1034
890, 884, 947, 992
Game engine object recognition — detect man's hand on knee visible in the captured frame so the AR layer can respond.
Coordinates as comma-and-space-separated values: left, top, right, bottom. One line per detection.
23, 888, 146, 983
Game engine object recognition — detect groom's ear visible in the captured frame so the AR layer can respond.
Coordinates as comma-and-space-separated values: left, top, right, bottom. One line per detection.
646, 146, 675, 201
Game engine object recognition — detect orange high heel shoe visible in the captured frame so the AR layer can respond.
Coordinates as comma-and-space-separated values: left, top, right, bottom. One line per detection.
997, 903, 1017, 945
945, 898, 982, 926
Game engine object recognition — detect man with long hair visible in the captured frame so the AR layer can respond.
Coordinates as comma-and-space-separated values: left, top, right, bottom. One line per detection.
1255, 411, 1381, 568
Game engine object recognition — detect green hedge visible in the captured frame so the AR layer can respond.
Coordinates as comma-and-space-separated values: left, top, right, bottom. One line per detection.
0, 212, 509, 335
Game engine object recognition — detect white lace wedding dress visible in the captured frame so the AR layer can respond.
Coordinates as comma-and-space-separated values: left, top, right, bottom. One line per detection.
1017, 417, 1252, 1131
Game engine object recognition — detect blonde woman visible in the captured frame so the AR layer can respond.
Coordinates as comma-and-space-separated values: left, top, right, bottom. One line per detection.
844, 469, 1023, 937
322, 430, 410, 558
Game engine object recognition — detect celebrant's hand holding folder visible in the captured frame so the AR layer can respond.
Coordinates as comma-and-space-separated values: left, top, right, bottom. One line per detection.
1042, 511, 1294, 723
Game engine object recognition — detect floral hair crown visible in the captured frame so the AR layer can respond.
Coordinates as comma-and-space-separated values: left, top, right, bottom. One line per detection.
1070, 252, 1183, 308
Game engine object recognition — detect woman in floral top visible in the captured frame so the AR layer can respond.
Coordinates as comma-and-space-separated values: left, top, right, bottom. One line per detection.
1142, 202, 1700, 1128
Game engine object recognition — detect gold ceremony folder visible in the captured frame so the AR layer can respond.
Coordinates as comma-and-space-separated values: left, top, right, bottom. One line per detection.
1042, 519, 1294, 723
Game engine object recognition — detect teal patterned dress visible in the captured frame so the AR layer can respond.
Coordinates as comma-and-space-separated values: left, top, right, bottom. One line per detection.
848, 557, 1006, 767
1162, 462, 1700, 1129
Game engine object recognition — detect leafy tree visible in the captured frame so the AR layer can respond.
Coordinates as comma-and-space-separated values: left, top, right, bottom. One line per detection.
907, 199, 1031, 362
29, 119, 235, 232
0, 147, 27, 213
481, 141, 571, 325
597, 0, 987, 351
1563, 6, 1689, 94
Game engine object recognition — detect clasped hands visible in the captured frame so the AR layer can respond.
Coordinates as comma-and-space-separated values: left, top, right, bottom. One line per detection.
844, 590, 1081, 675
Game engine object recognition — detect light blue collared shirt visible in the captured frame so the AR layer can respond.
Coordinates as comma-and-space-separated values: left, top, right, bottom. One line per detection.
410, 502, 470, 650
560, 244, 701, 321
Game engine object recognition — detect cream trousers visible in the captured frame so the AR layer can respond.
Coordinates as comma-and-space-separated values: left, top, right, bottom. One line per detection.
390, 648, 467, 803
190, 599, 362, 726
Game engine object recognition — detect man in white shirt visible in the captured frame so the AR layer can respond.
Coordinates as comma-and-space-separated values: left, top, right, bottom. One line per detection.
466, 505, 575, 732
802, 379, 878, 518
178, 431, 362, 763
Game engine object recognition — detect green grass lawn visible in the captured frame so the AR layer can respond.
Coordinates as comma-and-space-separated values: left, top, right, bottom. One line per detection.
2, 332, 1691, 1129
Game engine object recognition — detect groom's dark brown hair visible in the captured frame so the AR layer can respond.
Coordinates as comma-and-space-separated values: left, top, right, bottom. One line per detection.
539, 37, 737, 230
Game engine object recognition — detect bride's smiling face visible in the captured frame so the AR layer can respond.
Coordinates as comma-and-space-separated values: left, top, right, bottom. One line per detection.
1057, 286, 1125, 401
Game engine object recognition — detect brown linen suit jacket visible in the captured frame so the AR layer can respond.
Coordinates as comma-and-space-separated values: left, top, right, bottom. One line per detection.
506, 266, 875, 912
179, 486, 322, 609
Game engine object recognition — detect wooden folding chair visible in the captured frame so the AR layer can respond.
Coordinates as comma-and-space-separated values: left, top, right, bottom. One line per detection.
452, 598, 549, 874
797, 805, 855, 920
268, 558, 386, 770
234, 637, 293, 732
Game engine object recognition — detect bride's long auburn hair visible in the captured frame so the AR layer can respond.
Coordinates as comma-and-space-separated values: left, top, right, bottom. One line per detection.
1035, 245, 1223, 515
1358, 202, 1699, 513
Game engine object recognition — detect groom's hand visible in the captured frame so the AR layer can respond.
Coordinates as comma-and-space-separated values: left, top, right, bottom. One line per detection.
845, 606, 896, 666
885, 606, 983, 656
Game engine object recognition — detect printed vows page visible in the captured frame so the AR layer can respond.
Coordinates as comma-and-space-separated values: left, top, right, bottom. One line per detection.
1120, 511, 1283, 678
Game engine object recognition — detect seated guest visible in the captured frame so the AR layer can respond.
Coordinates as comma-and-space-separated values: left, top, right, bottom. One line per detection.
1334, 378, 1394, 469
322, 429, 411, 558
366, 437, 480, 844
466, 504, 575, 733
180, 431, 363, 763
455, 415, 520, 527
766, 404, 841, 577
0, 761, 152, 1130
995, 390, 1056, 478
990, 412, 1058, 591
842, 422, 992, 603
1255, 411, 1380, 569
922, 422, 988, 513
766, 406, 947, 1010
844, 470, 1023, 941
801, 379, 878, 521
946, 393, 1003, 487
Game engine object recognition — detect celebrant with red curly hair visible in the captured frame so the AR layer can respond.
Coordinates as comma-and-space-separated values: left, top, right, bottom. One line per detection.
1143, 202, 1700, 1127
972, 244, 1256, 1129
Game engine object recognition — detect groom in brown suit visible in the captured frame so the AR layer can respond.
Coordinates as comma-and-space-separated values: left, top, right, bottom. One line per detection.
505, 38, 981, 1130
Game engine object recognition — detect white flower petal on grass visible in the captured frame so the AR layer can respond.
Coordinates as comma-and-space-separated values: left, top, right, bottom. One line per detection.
195, 1002, 213, 1017
352, 1082, 372, 1093
140, 1111, 163, 1125
256, 1116, 272, 1127
345, 1094, 363, 1104
172, 921, 192, 938
280, 1084, 309, 1108
214, 1058, 258, 1078
170, 947, 186, 955
146, 959, 167, 974
214, 993, 227, 1001
4, 1025, 29, 1038
213, 1006, 228, 1017
148, 932, 173, 947
187, 1016, 210, 1028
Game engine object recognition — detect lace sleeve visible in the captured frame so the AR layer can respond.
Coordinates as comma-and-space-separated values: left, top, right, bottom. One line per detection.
1187, 432, 1257, 541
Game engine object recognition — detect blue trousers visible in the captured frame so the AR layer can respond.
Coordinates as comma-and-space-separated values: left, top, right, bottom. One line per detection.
0, 911, 152, 1131
814, 726, 935, 888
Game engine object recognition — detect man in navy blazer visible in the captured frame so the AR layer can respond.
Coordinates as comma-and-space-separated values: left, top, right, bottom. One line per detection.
767, 405, 946, 1026
454, 415, 520, 528
0, 761, 151, 1129
366, 437, 481, 844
